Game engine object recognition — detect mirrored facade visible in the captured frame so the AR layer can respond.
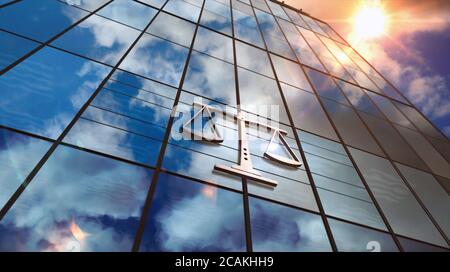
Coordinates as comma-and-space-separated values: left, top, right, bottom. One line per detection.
0, 0, 448, 252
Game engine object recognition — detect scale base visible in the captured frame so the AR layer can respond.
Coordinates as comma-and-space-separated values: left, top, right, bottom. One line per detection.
214, 164, 278, 187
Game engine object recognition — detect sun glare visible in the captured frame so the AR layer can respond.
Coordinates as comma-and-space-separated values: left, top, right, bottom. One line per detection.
353, 3, 388, 40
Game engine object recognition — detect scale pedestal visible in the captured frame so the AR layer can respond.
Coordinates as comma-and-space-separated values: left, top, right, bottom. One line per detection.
214, 164, 278, 187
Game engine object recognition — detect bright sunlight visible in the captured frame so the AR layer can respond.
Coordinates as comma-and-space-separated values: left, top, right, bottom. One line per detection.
353, 2, 389, 40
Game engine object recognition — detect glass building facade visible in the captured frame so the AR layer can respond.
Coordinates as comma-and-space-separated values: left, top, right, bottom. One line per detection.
0, 0, 449, 252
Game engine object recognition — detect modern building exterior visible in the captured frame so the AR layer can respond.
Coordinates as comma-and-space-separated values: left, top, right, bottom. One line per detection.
0, 0, 449, 252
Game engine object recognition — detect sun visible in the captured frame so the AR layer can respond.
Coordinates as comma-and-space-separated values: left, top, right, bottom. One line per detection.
353, 2, 389, 40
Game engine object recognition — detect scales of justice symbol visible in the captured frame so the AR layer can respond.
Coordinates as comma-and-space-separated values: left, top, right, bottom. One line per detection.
182, 102, 302, 187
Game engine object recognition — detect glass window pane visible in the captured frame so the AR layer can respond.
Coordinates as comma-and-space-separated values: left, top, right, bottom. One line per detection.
247, 173, 318, 212
147, 11, 196, 47
249, 197, 332, 251
251, 0, 270, 13
193, 27, 234, 63
360, 113, 429, 171
238, 68, 289, 124
284, 8, 309, 29
0, 145, 153, 252
52, 15, 141, 65
396, 126, 450, 179
254, 9, 285, 40
205, 0, 230, 17
233, 10, 265, 49
271, 54, 312, 91
0, 47, 111, 139
64, 70, 175, 167
235, 40, 273, 77
283, 30, 325, 71
349, 147, 448, 247
396, 163, 450, 240
97, 0, 158, 30
301, 14, 327, 36
183, 51, 236, 104
137, 0, 167, 8
322, 100, 384, 156
0, 129, 51, 210
266, 1, 290, 21
61, 0, 111, 12
395, 102, 447, 141
427, 136, 450, 163
298, 130, 346, 155
300, 131, 386, 229
0, 0, 88, 42
264, 35, 297, 60
282, 84, 339, 141
163, 0, 202, 23
399, 237, 449, 252
367, 92, 414, 129
305, 68, 350, 105
139, 173, 246, 251
200, 7, 232, 35
329, 219, 399, 252
119, 34, 189, 87
0, 31, 39, 71
337, 80, 384, 118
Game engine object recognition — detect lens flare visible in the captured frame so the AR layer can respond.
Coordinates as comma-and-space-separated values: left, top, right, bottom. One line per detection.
353, 3, 388, 40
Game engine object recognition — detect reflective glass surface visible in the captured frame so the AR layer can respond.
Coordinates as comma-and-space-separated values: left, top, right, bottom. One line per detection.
61, 0, 111, 12
266, 1, 290, 21
163, 0, 202, 23
193, 26, 234, 63
238, 68, 289, 124
97, 0, 158, 30
140, 173, 246, 251
349, 147, 448, 247
249, 197, 332, 251
396, 126, 450, 179
0, 129, 51, 210
0, 30, 39, 71
52, 15, 140, 65
0, 47, 111, 139
1, 0, 448, 252
305, 68, 349, 105
395, 102, 447, 141
271, 54, 312, 91
337, 80, 384, 118
396, 163, 450, 239
282, 84, 339, 141
367, 92, 414, 129
235, 40, 273, 77
138, 0, 167, 9
200, 0, 231, 35
232, 9, 265, 49
399, 237, 450, 252
119, 33, 189, 87
0, 0, 88, 42
329, 219, 399, 252
360, 113, 429, 171
64, 70, 175, 166
147, 11, 196, 47
300, 131, 386, 230
0, 145, 153, 251
183, 51, 236, 104
322, 100, 384, 156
